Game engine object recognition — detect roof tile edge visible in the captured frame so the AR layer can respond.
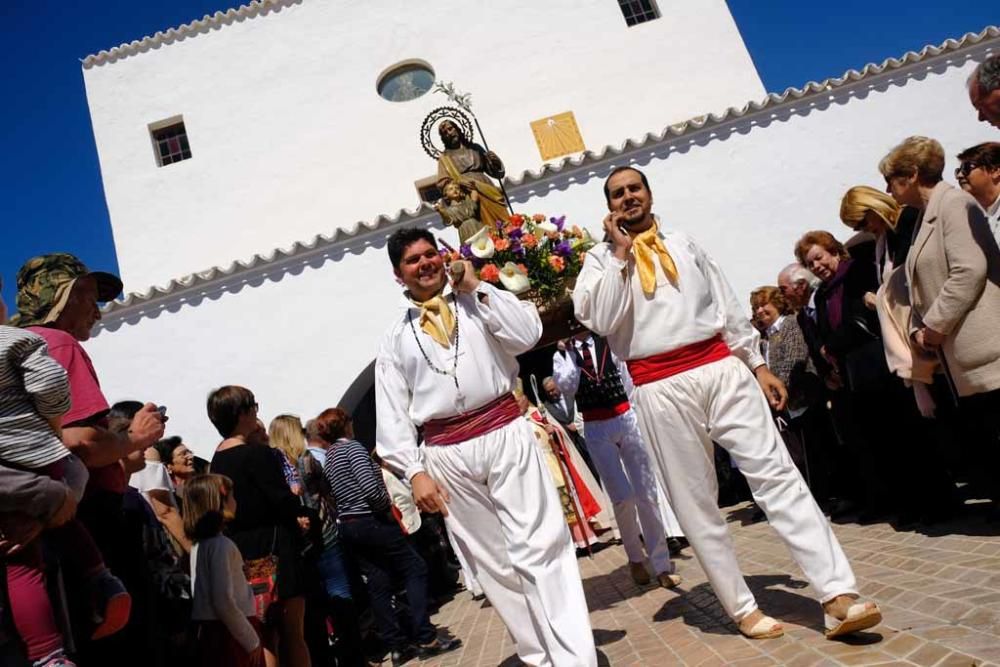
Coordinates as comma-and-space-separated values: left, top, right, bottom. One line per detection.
98, 24, 998, 316
81, 0, 300, 68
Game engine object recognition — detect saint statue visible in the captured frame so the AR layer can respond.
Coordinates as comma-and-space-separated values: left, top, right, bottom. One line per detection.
434, 179, 484, 244
435, 120, 510, 232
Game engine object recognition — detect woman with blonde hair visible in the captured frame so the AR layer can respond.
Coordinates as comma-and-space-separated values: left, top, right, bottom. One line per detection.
269, 414, 306, 496
839, 185, 919, 287
879, 135, 1000, 512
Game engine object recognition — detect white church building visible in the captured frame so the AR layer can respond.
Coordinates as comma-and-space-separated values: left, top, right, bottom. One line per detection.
79, 0, 999, 456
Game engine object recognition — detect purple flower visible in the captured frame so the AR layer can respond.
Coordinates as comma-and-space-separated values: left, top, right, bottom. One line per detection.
511, 241, 525, 256
460, 244, 473, 259
471, 256, 486, 269
555, 241, 572, 256
550, 216, 566, 231
495, 220, 505, 231
508, 227, 524, 240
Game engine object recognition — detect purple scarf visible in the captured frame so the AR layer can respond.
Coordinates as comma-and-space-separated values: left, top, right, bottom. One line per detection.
822, 258, 852, 331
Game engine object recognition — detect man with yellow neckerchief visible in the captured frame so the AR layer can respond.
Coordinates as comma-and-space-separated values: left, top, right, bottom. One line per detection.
573, 167, 881, 641
376, 228, 596, 667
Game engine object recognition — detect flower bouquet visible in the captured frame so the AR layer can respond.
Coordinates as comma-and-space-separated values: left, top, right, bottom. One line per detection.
447, 214, 596, 346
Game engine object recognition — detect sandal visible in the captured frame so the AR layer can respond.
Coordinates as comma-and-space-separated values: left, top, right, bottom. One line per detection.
824, 597, 881, 639
738, 611, 784, 639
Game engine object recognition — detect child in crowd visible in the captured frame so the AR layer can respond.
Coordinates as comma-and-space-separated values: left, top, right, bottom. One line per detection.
0, 280, 130, 667
183, 474, 263, 667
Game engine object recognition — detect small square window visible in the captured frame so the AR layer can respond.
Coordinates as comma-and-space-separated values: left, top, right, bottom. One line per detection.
618, 0, 660, 26
149, 117, 192, 167
415, 175, 443, 204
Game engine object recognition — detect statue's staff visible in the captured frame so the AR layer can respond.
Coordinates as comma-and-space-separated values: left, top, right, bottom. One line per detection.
434, 81, 515, 215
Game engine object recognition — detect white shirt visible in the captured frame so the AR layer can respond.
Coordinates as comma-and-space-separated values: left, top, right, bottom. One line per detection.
128, 461, 177, 509
574, 229, 765, 370
987, 193, 1000, 248
375, 281, 543, 481
552, 335, 635, 400
382, 469, 422, 534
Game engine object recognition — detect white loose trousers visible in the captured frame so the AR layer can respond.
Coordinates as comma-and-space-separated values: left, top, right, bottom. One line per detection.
631, 356, 857, 621
424, 418, 597, 667
582, 408, 673, 575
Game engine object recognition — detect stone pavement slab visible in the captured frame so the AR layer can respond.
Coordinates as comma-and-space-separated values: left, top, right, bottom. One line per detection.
419, 502, 1000, 666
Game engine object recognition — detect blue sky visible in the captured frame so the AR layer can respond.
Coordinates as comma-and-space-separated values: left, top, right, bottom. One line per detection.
0, 1, 996, 308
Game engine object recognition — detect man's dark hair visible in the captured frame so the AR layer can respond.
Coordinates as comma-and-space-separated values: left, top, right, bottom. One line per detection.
206, 385, 256, 438
387, 227, 438, 268
438, 120, 469, 147
154, 435, 183, 463
957, 142, 1000, 171
975, 54, 1000, 95
603, 166, 651, 204
108, 400, 144, 435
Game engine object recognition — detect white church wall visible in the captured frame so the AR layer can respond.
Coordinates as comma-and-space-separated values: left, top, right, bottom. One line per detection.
516, 54, 995, 302
85, 30, 998, 459
82, 0, 764, 293
86, 231, 419, 457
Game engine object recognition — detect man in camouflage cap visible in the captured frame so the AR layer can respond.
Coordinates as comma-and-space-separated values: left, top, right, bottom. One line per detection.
9, 253, 122, 332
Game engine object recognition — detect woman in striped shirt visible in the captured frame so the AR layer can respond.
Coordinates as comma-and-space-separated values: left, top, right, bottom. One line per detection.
318, 407, 460, 666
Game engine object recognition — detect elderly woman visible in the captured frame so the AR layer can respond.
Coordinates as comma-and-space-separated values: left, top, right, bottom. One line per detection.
795, 231, 955, 526
750, 287, 828, 498
879, 135, 1000, 510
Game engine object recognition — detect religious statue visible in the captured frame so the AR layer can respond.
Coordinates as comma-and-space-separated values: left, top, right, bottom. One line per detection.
434, 119, 510, 233
434, 179, 484, 244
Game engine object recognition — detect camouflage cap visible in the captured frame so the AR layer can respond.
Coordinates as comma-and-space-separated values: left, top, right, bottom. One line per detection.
10, 253, 122, 327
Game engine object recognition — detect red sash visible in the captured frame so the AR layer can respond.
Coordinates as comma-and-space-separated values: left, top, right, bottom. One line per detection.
423, 394, 521, 446
581, 401, 631, 423
627, 335, 731, 387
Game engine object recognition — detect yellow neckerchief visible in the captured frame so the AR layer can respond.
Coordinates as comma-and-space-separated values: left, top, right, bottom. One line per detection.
629, 221, 678, 294
409, 291, 455, 349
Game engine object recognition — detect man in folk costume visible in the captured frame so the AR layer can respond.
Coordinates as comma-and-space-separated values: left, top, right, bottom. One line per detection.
573, 167, 881, 640
552, 331, 681, 589
375, 228, 597, 667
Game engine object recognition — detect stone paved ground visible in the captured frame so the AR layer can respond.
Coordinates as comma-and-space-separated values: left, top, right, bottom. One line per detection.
420, 502, 1000, 666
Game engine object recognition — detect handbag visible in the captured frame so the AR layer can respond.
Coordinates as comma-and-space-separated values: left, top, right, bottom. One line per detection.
843, 316, 889, 391
244, 527, 279, 623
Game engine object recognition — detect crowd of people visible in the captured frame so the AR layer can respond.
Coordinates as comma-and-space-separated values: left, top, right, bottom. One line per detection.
0, 55, 997, 667
748, 132, 1000, 529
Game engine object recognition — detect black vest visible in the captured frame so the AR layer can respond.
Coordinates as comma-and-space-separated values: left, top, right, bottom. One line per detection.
572, 336, 628, 414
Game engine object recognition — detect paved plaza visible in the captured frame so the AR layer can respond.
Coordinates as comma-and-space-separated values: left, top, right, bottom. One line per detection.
421, 502, 1000, 666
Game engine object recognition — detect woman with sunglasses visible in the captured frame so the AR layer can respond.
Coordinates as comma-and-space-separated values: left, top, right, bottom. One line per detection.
955, 142, 1000, 245
879, 136, 1000, 516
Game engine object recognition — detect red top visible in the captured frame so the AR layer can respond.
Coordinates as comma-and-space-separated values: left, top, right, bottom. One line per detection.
29, 327, 124, 494
627, 335, 731, 387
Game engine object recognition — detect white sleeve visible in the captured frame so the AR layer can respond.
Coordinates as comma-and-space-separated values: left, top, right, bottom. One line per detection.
467, 282, 543, 356
689, 238, 765, 370
210, 541, 260, 654
374, 337, 425, 482
573, 246, 632, 337
552, 349, 581, 396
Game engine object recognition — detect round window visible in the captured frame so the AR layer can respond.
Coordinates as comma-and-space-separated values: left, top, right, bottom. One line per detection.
377, 62, 435, 102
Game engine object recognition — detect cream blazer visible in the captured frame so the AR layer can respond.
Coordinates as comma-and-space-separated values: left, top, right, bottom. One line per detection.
905, 182, 1000, 397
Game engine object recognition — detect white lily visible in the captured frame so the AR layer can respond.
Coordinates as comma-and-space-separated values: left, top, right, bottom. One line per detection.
571, 227, 595, 249
468, 227, 495, 259
498, 262, 531, 294
535, 221, 558, 234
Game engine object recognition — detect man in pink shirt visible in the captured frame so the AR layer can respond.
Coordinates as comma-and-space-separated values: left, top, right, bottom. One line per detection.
11, 253, 165, 661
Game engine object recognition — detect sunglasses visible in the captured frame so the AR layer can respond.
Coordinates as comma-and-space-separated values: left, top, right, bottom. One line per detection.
955, 162, 980, 178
